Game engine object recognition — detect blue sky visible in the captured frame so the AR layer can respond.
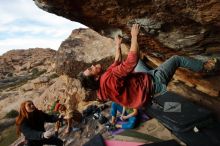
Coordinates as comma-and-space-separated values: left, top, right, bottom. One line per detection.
0, 0, 86, 55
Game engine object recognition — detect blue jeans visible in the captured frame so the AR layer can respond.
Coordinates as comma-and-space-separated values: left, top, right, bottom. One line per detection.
110, 102, 137, 129
134, 55, 204, 95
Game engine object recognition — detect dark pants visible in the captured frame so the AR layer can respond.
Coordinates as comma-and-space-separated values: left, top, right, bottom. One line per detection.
27, 136, 63, 146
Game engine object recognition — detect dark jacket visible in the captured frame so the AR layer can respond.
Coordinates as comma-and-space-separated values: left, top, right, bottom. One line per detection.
20, 110, 58, 141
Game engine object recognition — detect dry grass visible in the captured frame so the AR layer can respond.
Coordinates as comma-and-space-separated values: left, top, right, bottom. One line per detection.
0, 125, 17, 146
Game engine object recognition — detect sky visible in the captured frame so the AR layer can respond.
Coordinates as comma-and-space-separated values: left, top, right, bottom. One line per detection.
0, 0, 86, 55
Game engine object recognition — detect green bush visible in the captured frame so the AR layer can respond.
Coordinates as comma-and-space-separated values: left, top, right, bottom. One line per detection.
31, 68, 39, 75
49, 73, 59, 79
6, 73, 13, 77
5, 110, 19, 118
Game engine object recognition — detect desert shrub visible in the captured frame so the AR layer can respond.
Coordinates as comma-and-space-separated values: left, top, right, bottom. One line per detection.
5, 110, 19, 118
49, 73, 59, 79
31, 68, 39, 75
6, 73, 13, 77
38, 69, 47, 75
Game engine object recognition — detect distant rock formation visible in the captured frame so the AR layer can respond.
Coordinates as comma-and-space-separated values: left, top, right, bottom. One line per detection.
0, 48, 56, 79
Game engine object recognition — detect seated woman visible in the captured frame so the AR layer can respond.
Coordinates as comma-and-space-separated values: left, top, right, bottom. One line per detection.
16, 100, 63, 146
110, 102, 139, 129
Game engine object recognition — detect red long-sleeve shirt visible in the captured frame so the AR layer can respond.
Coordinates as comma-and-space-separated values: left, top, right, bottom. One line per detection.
97, 51, 152, 108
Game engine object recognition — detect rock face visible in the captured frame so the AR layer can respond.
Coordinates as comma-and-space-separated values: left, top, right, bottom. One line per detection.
55, 28, 128, 77
35, 0, 220, 59
34, 75, 87, 112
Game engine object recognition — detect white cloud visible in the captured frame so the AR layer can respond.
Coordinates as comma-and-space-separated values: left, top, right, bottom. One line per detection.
0, 0, 87, 55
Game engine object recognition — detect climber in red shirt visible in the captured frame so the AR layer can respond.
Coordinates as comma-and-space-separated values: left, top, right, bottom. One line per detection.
78, 24, 217, 108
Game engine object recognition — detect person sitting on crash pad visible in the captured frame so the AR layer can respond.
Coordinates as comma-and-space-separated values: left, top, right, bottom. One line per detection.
110, 102, 138, 129
16, 100, 63, 146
